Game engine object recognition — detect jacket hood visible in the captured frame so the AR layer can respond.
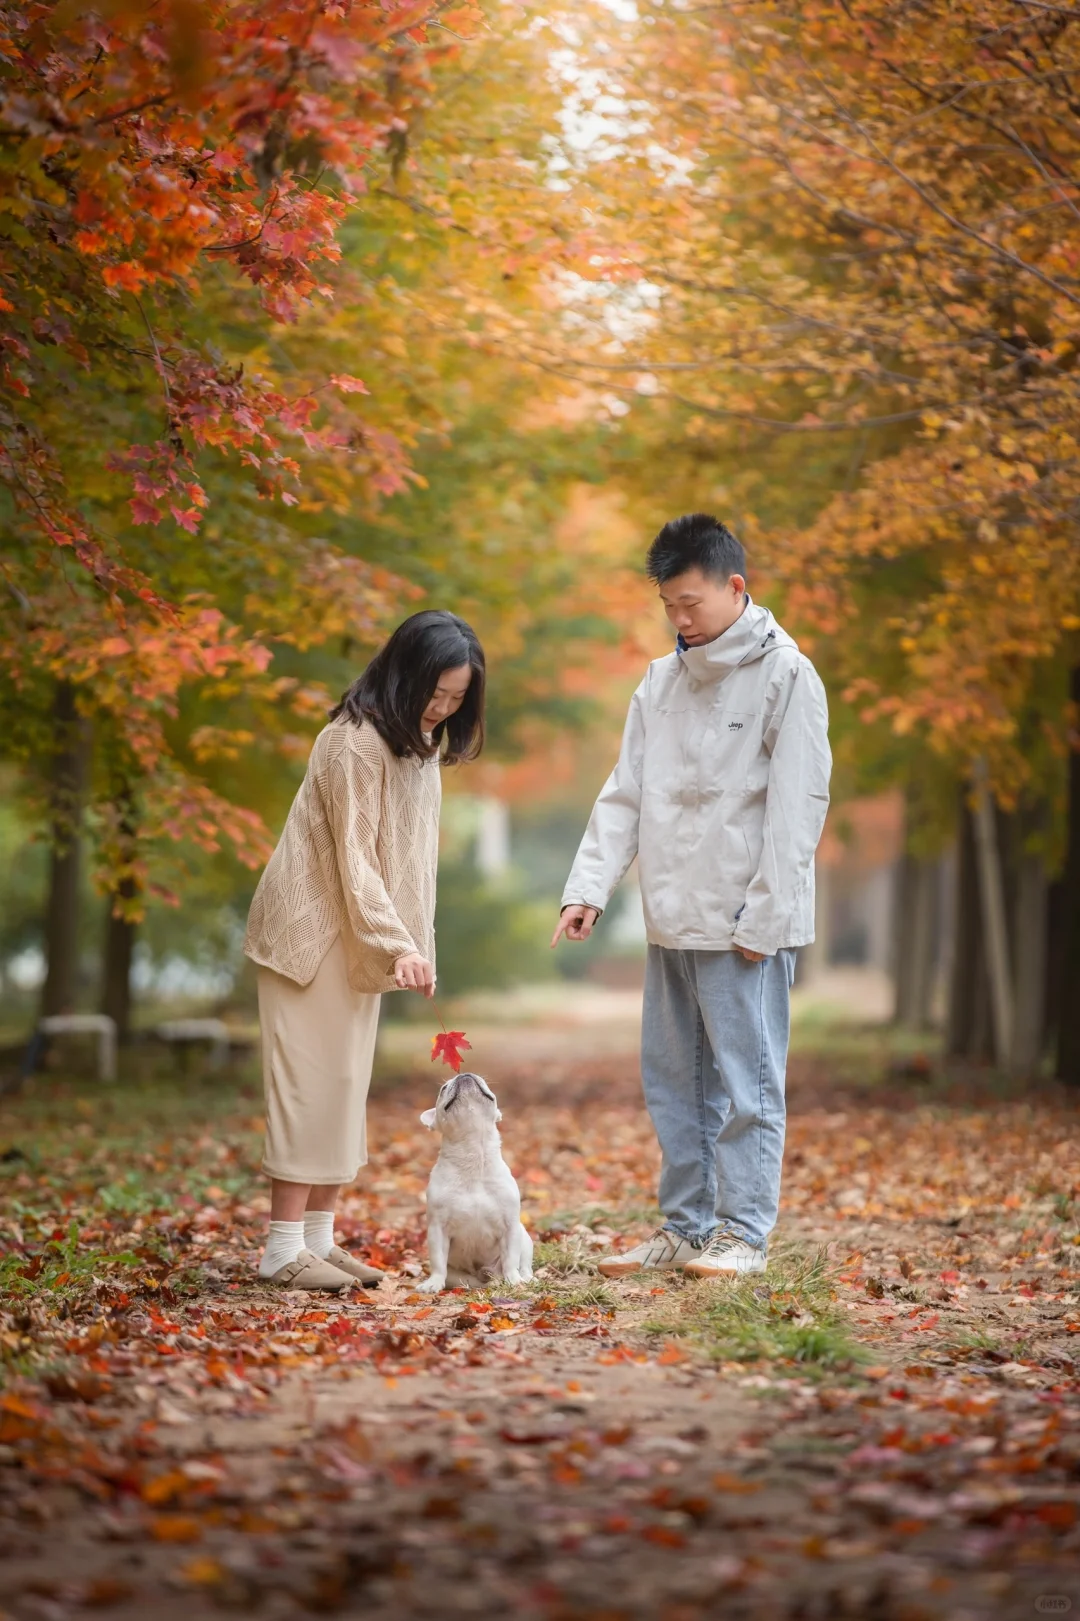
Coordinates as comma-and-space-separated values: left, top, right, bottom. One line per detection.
676, 596, 796, 686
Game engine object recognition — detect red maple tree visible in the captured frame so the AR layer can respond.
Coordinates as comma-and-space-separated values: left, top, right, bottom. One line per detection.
0, 0, 480, 893
0, 0, 479, 584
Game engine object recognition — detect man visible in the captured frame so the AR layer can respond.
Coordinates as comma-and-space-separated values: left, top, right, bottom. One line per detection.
552, 514, 831, 1277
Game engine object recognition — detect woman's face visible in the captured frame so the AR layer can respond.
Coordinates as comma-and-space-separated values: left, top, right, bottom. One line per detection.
421, 662, 472, 734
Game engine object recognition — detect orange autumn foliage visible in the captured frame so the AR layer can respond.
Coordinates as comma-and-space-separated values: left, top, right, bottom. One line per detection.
558, 0, 1080, 800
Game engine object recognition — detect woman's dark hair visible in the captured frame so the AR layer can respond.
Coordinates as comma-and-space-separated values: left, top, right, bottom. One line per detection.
330, 610, 485, 764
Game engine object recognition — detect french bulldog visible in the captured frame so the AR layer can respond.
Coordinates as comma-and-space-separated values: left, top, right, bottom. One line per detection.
417, 1071, 533, 1293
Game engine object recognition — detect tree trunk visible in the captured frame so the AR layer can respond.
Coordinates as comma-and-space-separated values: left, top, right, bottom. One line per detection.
893, 853, 937, 1029
100, 901, 137, 1044
40, 682, 90, 1019
99, 788, 140, 1045
1046, 877, 1064, 1064
947, 790, 989, 1059
1056, 665, 1080, 1085
893, 853, 917, 1024
972, 760, 1014, 1067
1010, 797, 1050, 1075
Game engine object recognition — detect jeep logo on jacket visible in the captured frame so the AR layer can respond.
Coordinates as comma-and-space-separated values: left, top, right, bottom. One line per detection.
561, 597, 832, 957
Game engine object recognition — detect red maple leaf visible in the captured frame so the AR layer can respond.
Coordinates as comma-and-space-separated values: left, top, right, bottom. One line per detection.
431, 1030, 471, 1073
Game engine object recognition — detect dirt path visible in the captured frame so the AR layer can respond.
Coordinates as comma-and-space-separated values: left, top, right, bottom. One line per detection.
1, 1054, 1079, 1619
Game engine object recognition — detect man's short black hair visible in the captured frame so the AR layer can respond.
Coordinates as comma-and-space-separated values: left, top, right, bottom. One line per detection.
645, 513, 746, 585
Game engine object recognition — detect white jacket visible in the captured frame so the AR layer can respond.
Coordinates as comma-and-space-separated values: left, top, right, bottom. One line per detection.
562, 599, 831, 956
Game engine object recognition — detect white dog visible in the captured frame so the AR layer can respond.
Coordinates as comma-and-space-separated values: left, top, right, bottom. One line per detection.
417, 1072, 533, 1293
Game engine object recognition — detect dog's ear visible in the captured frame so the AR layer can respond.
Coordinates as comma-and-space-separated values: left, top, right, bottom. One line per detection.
419, 1107, 438, 1130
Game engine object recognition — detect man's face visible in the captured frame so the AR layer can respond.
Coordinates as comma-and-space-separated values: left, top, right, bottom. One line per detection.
658, 566, 747, 647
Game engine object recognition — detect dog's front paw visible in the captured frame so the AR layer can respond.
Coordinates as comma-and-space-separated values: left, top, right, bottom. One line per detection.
416, 1275, 446, 1294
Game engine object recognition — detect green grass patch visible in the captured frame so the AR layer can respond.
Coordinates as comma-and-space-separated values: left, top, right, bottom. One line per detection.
532, 1233, 607, 1275
944, 1328, 1002, 1355
535, 1279, 617, 1310
0, 1220, 141, 1299
642, 1243, 859, 1372
0, 1067, 258, 1328
531, 1213, 663, 1279
471, 1276, 618, 1310
789, 1007, 937, 1064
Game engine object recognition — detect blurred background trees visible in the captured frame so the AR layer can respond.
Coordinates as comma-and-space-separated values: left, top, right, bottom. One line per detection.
1, 0, 1077, 1081
549, 0, 1080, 1080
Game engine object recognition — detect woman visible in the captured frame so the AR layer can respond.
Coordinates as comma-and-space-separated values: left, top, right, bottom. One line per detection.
243, 610, 485, 1290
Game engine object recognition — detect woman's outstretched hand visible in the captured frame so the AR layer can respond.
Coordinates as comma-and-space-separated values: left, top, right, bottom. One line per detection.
394, 953, 435, 996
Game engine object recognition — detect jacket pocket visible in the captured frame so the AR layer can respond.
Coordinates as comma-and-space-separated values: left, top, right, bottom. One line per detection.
707, 796, 757, 896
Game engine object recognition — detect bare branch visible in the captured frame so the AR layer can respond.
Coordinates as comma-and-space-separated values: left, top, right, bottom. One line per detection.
90, 95, 167, 126
758, 79, 1080, 308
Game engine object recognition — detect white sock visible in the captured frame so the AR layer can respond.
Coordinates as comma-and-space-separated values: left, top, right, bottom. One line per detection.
258, 1219, 305, 1278
303, 1210, 335, 1260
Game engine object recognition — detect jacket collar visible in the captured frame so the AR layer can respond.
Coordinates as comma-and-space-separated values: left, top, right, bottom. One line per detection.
676, 596, 779, 687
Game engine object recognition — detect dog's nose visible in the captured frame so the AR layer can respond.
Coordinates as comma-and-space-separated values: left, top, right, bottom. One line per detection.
442, 1072, 495, 1106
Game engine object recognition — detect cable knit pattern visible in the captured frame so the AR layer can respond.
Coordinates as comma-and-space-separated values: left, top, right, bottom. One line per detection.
244, 717, 440, 994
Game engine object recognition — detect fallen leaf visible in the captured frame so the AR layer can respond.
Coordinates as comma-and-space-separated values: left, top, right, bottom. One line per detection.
713, 1473, 763, 1494
150, 1515, 203, 1543
142, 1470, 189, 1506
178, 1558, 225, 1588
642, 1523, 687, 1548
80, 1576, 135, 1607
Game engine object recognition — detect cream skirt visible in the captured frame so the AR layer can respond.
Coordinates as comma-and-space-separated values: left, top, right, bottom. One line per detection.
257, 933, 381, 1184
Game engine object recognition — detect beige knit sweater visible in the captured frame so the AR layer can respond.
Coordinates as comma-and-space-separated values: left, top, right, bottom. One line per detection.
244, 716, 441, 995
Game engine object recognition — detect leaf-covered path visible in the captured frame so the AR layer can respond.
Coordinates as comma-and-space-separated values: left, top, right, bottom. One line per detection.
1, 1042, 1078, 1620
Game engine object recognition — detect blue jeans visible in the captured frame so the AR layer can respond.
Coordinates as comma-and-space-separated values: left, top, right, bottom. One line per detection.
640, 945, 796, 1252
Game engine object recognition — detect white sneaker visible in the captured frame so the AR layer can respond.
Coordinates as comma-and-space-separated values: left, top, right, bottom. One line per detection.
597, 1227, 704, 1277
683, 1230, 767, 1277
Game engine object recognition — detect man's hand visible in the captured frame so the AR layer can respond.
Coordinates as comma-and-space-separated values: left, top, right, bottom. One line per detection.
551, 905, 600, 948
736, 947, 767, 963
394, 953, 435, 996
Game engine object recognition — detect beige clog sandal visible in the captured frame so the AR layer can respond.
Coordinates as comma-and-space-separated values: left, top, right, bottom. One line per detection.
267, 1248, 355, 1291
326, 1245, 384, 1288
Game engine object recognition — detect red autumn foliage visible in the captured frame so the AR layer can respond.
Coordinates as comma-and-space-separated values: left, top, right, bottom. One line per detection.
0, 0, 479, 889
0, 0, 472, 583
430, 1029, 471, 1073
